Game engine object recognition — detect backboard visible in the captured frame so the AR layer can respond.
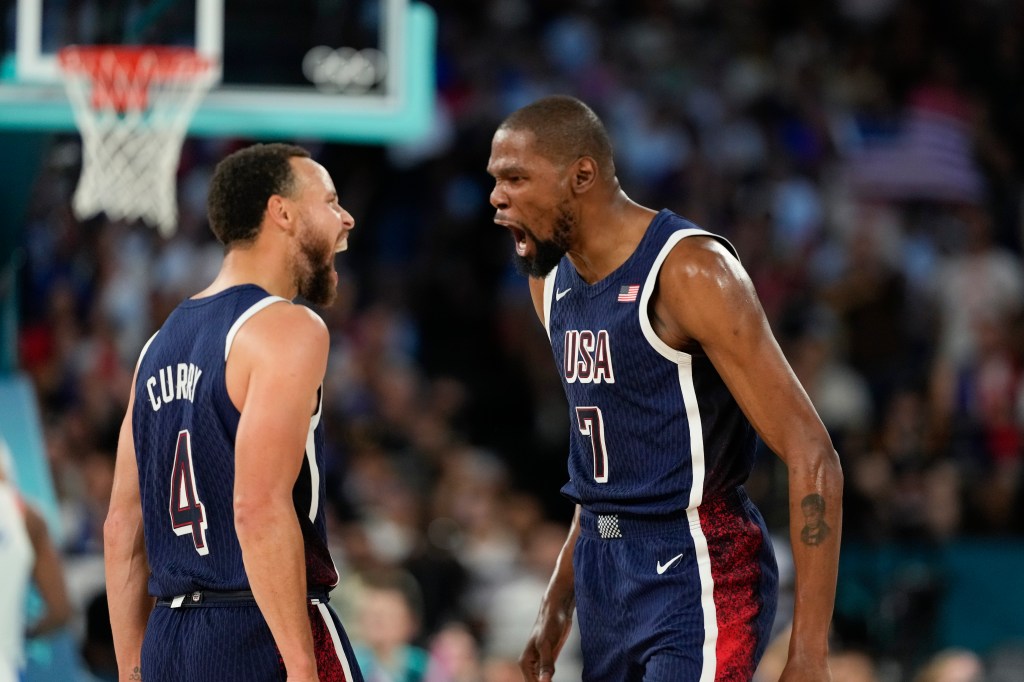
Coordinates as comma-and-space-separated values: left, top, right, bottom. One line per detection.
0, 0, 436, 142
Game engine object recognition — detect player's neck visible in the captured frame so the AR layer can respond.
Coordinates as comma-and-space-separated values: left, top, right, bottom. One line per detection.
195, 244, 298, 301
568, 197, 657, 284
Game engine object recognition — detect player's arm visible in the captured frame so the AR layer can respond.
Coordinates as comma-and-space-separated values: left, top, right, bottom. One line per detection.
521, 276, 578, 682
520, 504, 580, 682
655, 237, 842, 681
230, 303, 327, 682
104, 374, 154, 681
23, 501, 71, 638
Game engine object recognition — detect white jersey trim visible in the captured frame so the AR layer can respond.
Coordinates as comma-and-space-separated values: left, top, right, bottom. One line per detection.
305, 389, 323, 523
542, 266, 559, 339
638, 228, 718, 364
223, 295, 290, 361
136, 331, 159, 368
679, 361, 718, 681
637, 227, 728, 680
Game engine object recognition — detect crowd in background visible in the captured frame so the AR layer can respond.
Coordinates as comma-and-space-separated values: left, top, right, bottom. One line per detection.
6, 0, 1024, 680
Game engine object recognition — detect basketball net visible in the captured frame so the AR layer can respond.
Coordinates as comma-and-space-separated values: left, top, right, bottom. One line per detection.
57, 46, 216, 238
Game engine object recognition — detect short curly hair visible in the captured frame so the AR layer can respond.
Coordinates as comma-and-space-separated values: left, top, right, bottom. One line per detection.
498, 95, 615, 177
207, 143, 311, 246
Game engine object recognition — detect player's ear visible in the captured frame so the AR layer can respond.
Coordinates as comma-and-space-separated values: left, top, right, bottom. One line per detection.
571, 157, 598, 194
265, 194, 295, 233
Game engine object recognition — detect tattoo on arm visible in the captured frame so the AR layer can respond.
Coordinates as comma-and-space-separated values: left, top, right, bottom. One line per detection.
129, 666, 142, 680
799, 493, 831, 546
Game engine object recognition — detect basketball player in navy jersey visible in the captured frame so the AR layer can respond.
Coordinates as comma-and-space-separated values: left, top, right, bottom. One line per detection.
487, 96, 843, 681
104, 143, 364, 682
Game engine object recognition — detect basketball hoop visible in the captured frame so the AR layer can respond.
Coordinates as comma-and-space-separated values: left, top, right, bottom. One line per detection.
57, 46, 216, 237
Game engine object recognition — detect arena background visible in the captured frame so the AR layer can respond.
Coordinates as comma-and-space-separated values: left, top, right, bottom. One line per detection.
1, 1, 1024, 680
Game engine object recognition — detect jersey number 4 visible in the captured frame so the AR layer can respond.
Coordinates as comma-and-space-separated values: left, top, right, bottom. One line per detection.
170, 430, 210, 555
576, 406, 609, 483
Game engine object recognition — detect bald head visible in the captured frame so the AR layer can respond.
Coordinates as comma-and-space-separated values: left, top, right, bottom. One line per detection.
498, 95, 615, 179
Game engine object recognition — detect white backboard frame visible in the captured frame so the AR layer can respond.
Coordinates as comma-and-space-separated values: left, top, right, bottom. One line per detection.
0, 0, 436, 142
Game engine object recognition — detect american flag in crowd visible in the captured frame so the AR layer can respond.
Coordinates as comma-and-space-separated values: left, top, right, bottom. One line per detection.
617, 284, 639, 302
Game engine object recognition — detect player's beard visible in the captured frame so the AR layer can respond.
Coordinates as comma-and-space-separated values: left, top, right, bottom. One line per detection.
512, 201, 575, 278
294, 226, 337, 306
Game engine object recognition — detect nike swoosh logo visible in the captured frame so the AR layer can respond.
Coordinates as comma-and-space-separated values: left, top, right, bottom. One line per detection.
556, 287, 572, 301
657, 553, 684, 574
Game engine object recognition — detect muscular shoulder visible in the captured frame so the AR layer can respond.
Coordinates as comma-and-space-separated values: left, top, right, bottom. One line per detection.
654, 235, 758, 347
660, 235, 743, 287
233, 301, 329, 366
225, 301, 329, 410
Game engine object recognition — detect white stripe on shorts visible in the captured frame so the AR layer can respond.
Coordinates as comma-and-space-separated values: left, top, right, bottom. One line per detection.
317, 602, 356, 681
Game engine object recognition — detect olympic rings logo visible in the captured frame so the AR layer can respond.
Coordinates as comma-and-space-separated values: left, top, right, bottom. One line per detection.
302, 46, 388, 94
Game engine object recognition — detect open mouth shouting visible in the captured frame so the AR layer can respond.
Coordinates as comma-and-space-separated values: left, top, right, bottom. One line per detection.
510, 225, 530, 257
496, 216, 533, 258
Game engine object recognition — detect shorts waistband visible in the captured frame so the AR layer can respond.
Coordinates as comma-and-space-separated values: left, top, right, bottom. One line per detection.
579, 487, 752, 539
156, 589, 330, 609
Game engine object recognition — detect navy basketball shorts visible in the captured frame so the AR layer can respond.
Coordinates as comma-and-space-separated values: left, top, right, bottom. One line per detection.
574, 488, 778, 681
141, 596, 363, 681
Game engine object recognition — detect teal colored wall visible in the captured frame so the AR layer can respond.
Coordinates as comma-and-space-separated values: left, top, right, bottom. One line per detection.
0, 375, 58, 525
837, 540, 1024, 664
0, 131, 51, 376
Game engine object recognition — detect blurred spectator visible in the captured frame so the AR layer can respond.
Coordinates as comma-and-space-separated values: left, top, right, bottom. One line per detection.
912, 648, 985, 682
429, 447, 520, 633
820, 201, 918, 410
781, 302, 874, 450
0, 436, 72, 682
353, 569, 430, 682
931, 308, 1023, 533
830, 649, 882, 682
423, 621, 484, 682
483, 521, 583, 682
931, 205, 1024, 368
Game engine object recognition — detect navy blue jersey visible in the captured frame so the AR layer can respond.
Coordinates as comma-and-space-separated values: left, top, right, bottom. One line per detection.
132, 284, 338, 598
543, 210, 758, 515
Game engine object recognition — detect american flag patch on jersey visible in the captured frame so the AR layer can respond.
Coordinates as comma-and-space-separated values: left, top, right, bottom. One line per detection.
617, 284, 639, 302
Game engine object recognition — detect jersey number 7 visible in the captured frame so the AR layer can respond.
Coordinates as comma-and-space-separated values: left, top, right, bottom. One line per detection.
576, 406, 609, 483
170, 429, 210, 555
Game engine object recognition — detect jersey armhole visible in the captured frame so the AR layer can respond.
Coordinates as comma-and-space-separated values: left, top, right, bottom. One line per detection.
638, 229, 740, 363
224, 296, 290, 362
